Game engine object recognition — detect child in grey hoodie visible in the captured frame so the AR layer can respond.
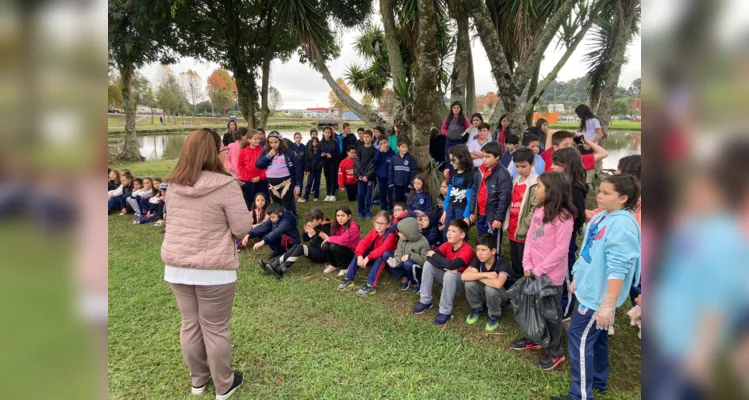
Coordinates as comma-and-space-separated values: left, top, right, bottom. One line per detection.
383, 217, 431, 292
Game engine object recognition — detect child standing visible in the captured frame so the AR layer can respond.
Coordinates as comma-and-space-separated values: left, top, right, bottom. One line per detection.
500, 134, 519, 168
413, 219, 475, 326
507, 134, 546, 178
255, 132, 300, 215
384, 217, 430, 292
245, 203, 301, 258
441, 101, 471, 172
550, 175, 640, 400
355, 129, 377, 218
340, 122, 357, 153
407, 175, 432, 213
225, 127, 248, 180
509, 172, 575, 372
291, 132, 307, 199
261, 208, 331, 279
301, 136, 322, 203
441, 145, 474, 240
320, 127, 341, 201
320, 206, 361, 275
374, 137, 395, 212
388, 138, 418, 204
338, 211, 398, 296
338, 146, 358, 202
551, 148, 590, 319
503, 148, 539, 284
470, 141, 512, 245
238, 130, 269, 210
462, 234, 512, 331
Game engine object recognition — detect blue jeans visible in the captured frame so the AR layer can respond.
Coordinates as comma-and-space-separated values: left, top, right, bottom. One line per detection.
357, 180, 374, 216
304, 170, 321, 200
242, 181, 269, 211
443, 206, 465, 241
108, 195, 128, 214
377, 177, 391, 211
568, 305, 610, 400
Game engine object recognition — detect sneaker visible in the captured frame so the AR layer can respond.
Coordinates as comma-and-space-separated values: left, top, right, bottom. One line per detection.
399, 277, 410, 290
410, 283, 421, 294
549, 396, 573, 400
134, 212, 142, 218
562, 314, 572, 323
265, 261, 284, 279
357, 212, 364, 218
537, 354, 566, 371
191, 381, 208, 395
215, 371, 243, 400
313, 198, 319, 202
412, 301, 433, 315
466, 308, 483, 325
608, 325, 615, 336
337, 279, 354, 290
510, 338, 541, 351
337, 269, 347, 277
298, 198, 307, 203
364, 212, 372, 218
485, 315, 500, 331
154, 220, 163, 226
356, 285, 376, 296
433, 313, 453, 326
323, 265, 337, 274
133, 220, 141, 225
257, 260, 271, 275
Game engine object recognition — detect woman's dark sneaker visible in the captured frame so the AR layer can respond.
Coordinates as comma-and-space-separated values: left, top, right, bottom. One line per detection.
216, 371, 243, 400
510, 338, 541, 351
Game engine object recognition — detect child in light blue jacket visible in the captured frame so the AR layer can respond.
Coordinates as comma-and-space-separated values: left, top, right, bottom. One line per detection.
552, 175, 641, 400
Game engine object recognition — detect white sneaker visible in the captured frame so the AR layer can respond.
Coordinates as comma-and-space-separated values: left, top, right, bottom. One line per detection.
337, 269, 347, 277
323, 265, 337, 274
313, 198, 319, 202
608, 325, 615, 336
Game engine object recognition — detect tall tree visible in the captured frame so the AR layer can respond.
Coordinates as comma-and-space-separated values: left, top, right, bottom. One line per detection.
181, 69, 204, 116
472, 0, 602, 133
329, 77, 352, 114
108, 0, 176, 161
156, 66, 186, 123
207, 69, 235, 117
268, 87, 283, 112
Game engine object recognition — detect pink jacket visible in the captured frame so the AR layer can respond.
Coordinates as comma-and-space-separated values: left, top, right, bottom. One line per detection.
161, 171, 253, 270
328, 221, 361, 250
523, 207, 574, 285
224, 141, 242, 179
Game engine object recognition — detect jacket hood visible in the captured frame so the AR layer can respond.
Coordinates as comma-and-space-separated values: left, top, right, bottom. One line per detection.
280, 210, 298, 225
398, 217, 420, 241
169, 171, 236, 198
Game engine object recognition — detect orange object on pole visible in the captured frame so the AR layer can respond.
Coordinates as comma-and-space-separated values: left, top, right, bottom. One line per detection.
532, 112, 559, 124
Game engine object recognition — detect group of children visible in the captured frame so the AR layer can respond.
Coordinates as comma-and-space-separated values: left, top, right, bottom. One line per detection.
107, 168, 167, 225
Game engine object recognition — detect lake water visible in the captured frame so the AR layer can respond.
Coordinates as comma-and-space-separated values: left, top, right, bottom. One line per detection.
109, 130, 641, 170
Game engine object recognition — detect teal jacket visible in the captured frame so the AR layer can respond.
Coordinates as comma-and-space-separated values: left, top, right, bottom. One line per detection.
572, 210, 641, 310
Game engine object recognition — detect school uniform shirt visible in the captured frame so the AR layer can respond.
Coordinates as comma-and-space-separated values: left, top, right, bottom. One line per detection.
426, 241, 475, 273
338, 157, 357, 187
305, 146, 322, 173
540, 148, 596, 172
248, 209, 301, 245
374, 148, 395, 180
319, 139, 340, 165
508, 181, 527, 242
468, 254, 511, 277
467, 137, 491, 167
507, 154, 545, 179
408, 191, 432, 213
523, 207, 574, 286
499, 150, 514, 169
328, 221, 361, 251
291, 143, 306, 174
388, 152, 418, 188
444, 169, 474, 218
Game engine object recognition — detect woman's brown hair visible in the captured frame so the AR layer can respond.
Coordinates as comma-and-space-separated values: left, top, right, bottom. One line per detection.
166, 129, 229, 186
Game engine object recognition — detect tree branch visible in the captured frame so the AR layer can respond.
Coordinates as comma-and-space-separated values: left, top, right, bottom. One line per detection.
380, 0, 406, 88
470, 0, 513, 93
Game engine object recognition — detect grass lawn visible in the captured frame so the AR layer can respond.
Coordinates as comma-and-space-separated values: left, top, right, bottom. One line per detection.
549, 121, 641, 131
108, 159, 641, 400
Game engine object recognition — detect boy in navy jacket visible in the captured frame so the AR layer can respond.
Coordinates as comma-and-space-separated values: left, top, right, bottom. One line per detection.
247, 203, 301, 258
374, 137, 396, 212
354, 129, 377, 218
291, 132, 306, 194
469, 141, 512, 246
388, 137, 418, 204
415, 210, 442, 248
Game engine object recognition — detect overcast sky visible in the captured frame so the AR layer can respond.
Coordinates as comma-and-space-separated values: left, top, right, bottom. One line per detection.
141, 19, 641, 110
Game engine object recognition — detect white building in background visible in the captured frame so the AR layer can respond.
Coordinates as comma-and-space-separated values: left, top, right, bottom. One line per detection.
279, 108, 339, 118
547, 103, 565, 113
136, 105, 163, 115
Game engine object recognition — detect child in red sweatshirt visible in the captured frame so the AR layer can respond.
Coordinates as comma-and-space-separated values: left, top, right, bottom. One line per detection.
338, 146, 358, 201
337, 211, 399, 296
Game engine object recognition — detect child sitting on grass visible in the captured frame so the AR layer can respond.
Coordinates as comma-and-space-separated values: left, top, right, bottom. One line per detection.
260, 208, 331, 279
462, 234, 511, 331
321, 205, 361, 275
415, 210, 442, 249
134, 183, 167, 225
337, 211, 398, 296
390, 202, 416, 231
384, 217, 430, 293
244, 203, 301, 258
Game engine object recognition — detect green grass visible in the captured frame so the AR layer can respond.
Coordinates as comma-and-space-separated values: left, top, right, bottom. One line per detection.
109, 159, 641, 399
549, 121, 641, 131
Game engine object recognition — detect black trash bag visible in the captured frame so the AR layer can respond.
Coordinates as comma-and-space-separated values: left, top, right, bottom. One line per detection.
507, 277, 550, 347
527, 277, 562, 323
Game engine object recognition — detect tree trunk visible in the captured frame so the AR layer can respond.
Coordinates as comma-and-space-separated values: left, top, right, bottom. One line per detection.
597, 5, 636, 134
412, 0, 444, 198
525, 59, 541, 127
465, 45, 476, 116
380, 0, 406, 85
259, 20, 277, 129
117, 65, 144, 162
235, 70, 258, 129
449, 14, 469, 107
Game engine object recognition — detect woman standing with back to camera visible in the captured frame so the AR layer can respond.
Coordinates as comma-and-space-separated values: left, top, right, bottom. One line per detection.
161, 128, 252, 399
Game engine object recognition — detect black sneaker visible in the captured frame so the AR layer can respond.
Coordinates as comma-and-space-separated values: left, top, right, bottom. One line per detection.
549, 396, 572, 400
216, 371, 243, 400
509, 338, 541, 351
537, 354, 566, 371
257, 260, 270, 275
266, 261, 284, 279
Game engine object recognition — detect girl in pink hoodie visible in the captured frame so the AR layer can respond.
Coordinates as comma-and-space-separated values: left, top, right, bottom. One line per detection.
320, 205, 361, 275
516, 172, 575, 371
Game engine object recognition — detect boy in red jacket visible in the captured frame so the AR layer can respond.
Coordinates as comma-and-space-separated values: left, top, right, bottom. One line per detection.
337, 211, 398, 296
338, 146, 358, 201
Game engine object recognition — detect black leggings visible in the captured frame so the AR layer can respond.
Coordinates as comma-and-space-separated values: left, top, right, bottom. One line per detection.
267, 176, 297, 215
321, 242, 355, 269
323, 163, 337, 195
279, 244, 326, 269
